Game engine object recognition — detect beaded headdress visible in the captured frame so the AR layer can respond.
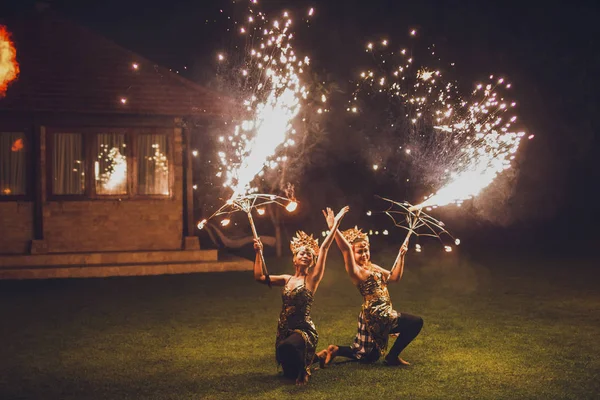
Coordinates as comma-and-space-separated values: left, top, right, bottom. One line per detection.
341, 226, 369, 244
290, 231, 320, 256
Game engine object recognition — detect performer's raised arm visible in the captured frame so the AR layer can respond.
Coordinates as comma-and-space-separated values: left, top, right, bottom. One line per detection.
308, 206, 349, 290
253, 238, 288, 286
388, 242, 409, 282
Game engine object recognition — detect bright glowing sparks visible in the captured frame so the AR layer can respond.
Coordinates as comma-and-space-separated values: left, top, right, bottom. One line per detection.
285, 201, 298, 212
350, 35, 529, 213
217, 8, 310, 201
418, 68, 434, 81
221, 218, 231, 227
415, 75, 527, 210
257, 208, 266, 215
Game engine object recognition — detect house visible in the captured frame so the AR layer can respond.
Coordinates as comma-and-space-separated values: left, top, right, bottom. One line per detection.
0, 7, 251, 278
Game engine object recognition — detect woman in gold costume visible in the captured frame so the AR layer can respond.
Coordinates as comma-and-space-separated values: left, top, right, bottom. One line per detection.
253, 206, 348, 385
317, 220, 423, 366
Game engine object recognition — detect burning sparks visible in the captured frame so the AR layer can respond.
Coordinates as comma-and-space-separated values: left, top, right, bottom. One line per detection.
350, 31, 530, 215
221, 218, 231, 227
215, 6, 310, 201
0, 25, 19, 97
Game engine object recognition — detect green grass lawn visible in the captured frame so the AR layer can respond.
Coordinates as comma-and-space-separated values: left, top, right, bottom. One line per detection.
1, 249, 599, 399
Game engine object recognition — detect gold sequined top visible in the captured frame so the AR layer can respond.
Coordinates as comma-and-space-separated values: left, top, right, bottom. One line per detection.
357, 269, 398, 352
276, 280, 318, 371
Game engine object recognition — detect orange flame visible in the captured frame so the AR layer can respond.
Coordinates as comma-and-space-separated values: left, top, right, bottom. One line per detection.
0, 25, 20, 97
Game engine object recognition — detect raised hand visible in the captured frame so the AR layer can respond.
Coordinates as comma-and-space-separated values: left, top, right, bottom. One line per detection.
334, 206, 350, 226
322, 207, 335, 230
253, 238, 263, 253
399, 242, 408, 256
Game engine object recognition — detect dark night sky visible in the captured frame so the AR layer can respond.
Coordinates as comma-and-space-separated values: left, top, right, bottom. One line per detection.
4, 0, 600, 251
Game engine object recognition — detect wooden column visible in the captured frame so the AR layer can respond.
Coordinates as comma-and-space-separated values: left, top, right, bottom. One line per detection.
181, 119, 199, 250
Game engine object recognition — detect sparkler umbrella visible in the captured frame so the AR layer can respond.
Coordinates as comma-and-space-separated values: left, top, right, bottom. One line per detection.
198, 194, 297, 287
198, 6, 312, 286
379, 197, 457, 252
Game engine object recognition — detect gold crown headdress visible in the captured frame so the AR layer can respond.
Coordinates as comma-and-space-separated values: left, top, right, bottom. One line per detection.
290, 231, 320, 256
341, 226, 369, 244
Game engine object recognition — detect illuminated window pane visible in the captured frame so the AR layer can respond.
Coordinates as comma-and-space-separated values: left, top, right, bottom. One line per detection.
95, 133, 127, 195
138, 134, 169, 195
0, 132, 27, 196
52, 133, 84, 195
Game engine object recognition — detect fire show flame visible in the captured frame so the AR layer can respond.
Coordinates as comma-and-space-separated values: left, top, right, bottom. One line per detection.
216, 5, 311, 200
350, 32, 531, 211
0, 25, 19, 97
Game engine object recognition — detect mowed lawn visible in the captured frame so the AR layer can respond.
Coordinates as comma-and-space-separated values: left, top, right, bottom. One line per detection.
1, 249, 599, 400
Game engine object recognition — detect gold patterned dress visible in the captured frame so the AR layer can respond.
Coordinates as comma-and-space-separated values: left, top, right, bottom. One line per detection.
356, 269, 399, 354
276, 280, 318, 374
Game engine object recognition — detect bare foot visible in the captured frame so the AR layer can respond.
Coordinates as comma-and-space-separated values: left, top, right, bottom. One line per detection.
325, 345, 338, 365
316, 350, 328, 369
384, 355, 411, 366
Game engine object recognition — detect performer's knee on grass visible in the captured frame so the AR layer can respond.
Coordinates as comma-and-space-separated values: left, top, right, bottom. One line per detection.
277, 342, 302, 379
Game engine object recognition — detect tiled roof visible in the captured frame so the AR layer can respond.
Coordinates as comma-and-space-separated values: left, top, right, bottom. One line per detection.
0, 9, 236, 117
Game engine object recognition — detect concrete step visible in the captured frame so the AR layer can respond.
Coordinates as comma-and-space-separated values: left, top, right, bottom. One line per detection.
0, 254, 252, 280
0, 249, 218, 268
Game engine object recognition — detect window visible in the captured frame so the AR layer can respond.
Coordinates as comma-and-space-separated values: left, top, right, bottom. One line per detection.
47, 129, 172, 199
95, 133, 127, 195
52, 133, 85, 195
138, 134, 170, 196
0, 132, 27, 196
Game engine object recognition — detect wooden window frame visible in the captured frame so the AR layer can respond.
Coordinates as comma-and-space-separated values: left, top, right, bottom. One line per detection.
0, 127, 33, 202
46, 127, 174, 201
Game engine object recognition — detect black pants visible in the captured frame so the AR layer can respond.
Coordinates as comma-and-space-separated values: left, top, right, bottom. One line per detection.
276, 333, 306, 379
336, 312, 423, 363
387, 312, 424, 360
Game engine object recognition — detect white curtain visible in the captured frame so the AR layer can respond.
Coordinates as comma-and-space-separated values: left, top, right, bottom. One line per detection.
53, 133, 84, 195
95, 133, 127, 195
138, 134, 169, 195
0, 132, 27, 196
